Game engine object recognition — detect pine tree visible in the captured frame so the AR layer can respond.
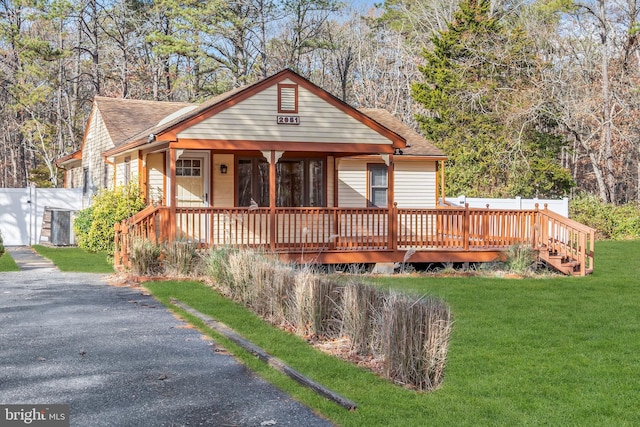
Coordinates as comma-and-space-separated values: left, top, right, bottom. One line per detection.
412, 0, 574, 198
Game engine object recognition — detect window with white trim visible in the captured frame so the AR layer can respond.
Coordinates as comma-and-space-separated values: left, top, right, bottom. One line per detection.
368, 164, 388, 207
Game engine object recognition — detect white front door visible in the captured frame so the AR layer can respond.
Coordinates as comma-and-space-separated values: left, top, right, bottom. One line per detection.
176, 156, 208, 207
174, 154, 209, 242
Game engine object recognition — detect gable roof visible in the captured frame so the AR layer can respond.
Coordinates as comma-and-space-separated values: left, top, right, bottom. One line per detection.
91, 69, 446, 160
93, 96, 194, 146
104, 70, 411, 157
358, 108, 446, 158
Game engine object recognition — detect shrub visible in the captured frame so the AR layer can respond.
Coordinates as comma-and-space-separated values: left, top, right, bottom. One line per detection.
74, 182, 146, 254
570, 193, 640, 240
0, 229, 4, 257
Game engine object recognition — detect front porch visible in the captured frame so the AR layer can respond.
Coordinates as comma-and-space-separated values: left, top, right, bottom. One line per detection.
114, 204, 595, 276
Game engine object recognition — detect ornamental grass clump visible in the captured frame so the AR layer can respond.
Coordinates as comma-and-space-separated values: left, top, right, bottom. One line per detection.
505, 244, 537, 275
380, 292, 452, 391
201, 248, 453, 391
163, 240, 200, 277
340, 281, 385, 355
129, 239, 163, 276
290, 270, 342, 338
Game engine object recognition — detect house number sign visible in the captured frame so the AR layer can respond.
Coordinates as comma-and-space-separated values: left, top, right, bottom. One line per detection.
277, 115, 300, 125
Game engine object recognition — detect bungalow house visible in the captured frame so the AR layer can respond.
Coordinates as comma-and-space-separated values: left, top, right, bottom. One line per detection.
57, 69, 594, 275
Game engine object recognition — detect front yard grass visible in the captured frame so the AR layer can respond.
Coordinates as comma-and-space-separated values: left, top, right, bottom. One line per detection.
0, 252, 20, 272
146, 240, 640, 426
32, 245, 114, 273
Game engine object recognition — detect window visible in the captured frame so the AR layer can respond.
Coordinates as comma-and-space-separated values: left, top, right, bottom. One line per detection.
103, 164, 109, 189
237, 158, 270, 207
82, 167, 89, 195
368, 164, 388, 207
124, 156, 131, 185
176, 158, 201, 177
237, 157, 324, 207
278, 83, 298, 113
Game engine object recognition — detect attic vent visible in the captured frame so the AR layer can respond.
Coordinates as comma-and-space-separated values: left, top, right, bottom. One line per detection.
278, 84, 298, 113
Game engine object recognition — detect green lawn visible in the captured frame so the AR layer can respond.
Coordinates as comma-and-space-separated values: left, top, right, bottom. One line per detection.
145, 240, 640, 426
32, 245, 115, 273
0, 252, 20, 272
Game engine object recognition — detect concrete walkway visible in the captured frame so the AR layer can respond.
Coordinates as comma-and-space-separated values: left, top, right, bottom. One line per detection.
5, 246, 58, 271
0, 249, 334, 426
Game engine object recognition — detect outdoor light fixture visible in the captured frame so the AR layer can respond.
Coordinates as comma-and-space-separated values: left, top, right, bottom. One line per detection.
220, 164, 228, 174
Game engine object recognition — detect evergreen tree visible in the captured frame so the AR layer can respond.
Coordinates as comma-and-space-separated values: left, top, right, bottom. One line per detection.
412, 0, 574, 198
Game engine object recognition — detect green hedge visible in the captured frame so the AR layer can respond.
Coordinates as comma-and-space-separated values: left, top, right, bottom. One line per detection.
570, 193, 640, 240
74, 182, 146, 254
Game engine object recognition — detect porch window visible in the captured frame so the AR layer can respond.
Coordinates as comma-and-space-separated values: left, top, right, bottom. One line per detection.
176, 159, 201, 177
237, 157, 324, 207
237, 158, 270, 207
277, 159, 324, 207
368, 164, 388, 207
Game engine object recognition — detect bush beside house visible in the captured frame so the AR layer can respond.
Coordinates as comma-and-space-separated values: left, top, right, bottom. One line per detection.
74, 183, 145, 254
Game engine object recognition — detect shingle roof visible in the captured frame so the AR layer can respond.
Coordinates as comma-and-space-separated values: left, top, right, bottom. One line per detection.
358, 108, 446, 158
116, 86, 247, 148
94, 96, 194, 146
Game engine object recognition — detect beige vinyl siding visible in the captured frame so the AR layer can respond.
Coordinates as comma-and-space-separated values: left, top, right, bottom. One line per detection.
146, 153, 165, 203
114, 153, 139, 187
394, 160, 437, 208
114, 156, 125, 186
337, 159, 368, 208
177, 79, 393, 145
65, 166, 83, 189
213, 154, 234, 207
82, 108, 115, 193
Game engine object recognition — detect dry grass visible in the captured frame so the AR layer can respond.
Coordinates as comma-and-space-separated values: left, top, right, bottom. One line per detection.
201, 248, 452, 391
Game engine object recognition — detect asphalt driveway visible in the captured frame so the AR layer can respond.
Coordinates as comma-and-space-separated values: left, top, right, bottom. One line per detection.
0, 265, 333, 426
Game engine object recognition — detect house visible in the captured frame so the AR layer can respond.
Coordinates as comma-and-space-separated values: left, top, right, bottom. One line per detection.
57, 69, 594, 275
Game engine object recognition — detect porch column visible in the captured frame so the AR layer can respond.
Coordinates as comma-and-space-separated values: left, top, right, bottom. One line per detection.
388, 154, 397, 251
169, 147, 177, 241
269, 151, 277, 252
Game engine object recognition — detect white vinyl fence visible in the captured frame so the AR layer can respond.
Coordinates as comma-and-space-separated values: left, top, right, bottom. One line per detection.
0, 187, 83, 246
445, 196, 569, 218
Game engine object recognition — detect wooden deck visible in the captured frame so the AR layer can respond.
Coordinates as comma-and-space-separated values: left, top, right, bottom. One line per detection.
114, 204, 595, 275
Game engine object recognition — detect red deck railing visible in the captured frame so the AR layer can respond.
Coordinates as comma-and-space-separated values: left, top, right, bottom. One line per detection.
114, 204, 595, 275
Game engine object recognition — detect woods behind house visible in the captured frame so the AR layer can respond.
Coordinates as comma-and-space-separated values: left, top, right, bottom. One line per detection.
1, 0, 638, 206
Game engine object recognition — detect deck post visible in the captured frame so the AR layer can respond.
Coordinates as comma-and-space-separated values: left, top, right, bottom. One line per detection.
169, 147, 177, 241
463, 203, 469, 251
532, 203, 539, 250
390, 202, 398, 251
269, 151, 276, 252
579, 232, 587, 276
114, 222, 122, 267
